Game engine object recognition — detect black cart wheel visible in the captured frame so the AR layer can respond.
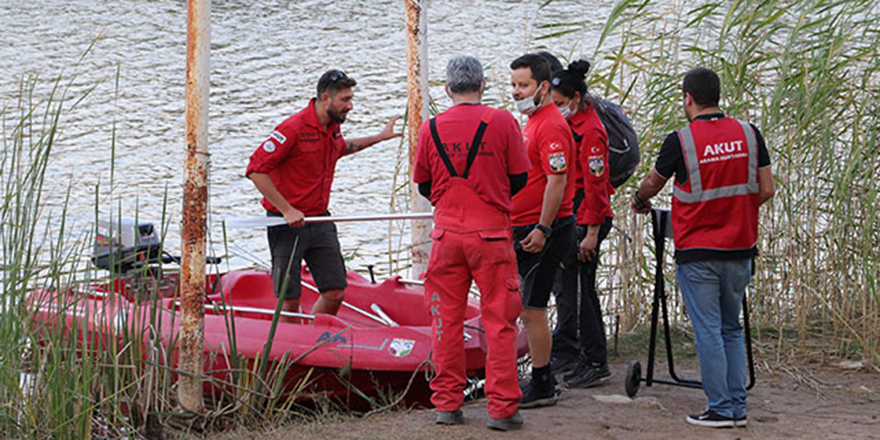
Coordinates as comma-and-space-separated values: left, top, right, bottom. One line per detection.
625, 360, 641, 398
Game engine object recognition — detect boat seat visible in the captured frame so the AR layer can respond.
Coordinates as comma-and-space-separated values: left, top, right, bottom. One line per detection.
209, 269, 275, 308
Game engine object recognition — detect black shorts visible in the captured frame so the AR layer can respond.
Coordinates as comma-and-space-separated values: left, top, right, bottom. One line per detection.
513, 216, 576, 309
266, 211, 347, 299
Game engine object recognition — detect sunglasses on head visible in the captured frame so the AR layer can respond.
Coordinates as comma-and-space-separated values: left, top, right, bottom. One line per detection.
328, 70, 348, 82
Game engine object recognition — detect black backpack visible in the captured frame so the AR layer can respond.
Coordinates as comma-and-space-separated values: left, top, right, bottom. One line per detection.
590, 98, 640, 188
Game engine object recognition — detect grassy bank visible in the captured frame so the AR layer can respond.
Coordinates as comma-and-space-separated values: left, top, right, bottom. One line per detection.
0, 74, 348, 438
536, 0, 879, 363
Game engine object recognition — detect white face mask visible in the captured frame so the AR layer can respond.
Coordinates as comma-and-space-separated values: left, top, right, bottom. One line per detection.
514, 94, 538, 116
557, 102, 575, 120
514, 83, 545, 116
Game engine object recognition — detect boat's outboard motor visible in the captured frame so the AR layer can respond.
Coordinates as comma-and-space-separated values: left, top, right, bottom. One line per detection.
91, 219, 162, 273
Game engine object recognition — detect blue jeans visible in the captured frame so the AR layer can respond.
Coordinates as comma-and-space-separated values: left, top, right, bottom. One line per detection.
677, 259, 750, 419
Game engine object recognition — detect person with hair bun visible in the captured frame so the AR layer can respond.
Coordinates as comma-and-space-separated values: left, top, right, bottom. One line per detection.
548, 59, 615, 389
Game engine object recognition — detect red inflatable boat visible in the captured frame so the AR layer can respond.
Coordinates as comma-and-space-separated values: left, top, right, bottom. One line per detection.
28, 266, 530, 407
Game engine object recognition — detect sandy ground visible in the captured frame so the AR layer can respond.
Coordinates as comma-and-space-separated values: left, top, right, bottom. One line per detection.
188, 358, 880, 440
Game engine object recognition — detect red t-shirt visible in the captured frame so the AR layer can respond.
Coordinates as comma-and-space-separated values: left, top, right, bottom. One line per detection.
511, 104, 575, 226
413, 104, 531, 213
245, 99, 347, 216
570, 105, 615, 225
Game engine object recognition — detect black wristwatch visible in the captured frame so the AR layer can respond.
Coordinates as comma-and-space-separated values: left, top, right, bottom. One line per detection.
632, 192, 649, 210
535, 224, 552, 238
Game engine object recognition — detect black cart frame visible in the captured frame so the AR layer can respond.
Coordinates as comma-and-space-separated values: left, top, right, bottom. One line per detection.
624, 208, 756, 397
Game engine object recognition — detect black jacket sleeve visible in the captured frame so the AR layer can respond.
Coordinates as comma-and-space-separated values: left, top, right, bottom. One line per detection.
509, 173, 528, 196
418, 181, 432, 200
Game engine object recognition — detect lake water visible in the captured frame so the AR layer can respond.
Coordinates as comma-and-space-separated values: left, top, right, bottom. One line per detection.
0, 0, 615, 276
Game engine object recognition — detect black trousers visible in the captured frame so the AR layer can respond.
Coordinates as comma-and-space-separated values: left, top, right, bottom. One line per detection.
513, 216, 576, 309
552, 216, 613, 365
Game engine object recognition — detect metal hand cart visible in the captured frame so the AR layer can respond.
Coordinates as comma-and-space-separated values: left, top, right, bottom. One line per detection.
624, 208, 756, 397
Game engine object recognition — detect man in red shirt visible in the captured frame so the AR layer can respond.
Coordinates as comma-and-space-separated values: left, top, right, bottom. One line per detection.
246, 70, 400, 318
414, 56, 530, 431
509, 53, 576, 409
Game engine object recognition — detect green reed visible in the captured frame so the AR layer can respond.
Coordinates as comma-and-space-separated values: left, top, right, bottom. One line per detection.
538, 0, 880, 362
0, 70, 328, 440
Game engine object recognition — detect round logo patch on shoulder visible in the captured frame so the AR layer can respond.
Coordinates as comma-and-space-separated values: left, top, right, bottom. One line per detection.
262, 140, 276, 153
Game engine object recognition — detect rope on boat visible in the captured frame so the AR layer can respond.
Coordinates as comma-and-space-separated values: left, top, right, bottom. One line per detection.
363, 354, 435, 418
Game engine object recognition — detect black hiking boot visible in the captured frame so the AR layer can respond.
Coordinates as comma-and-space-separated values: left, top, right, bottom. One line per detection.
550, 356, 579, 375
519, 377, 558, 409
564, 362, 612, 389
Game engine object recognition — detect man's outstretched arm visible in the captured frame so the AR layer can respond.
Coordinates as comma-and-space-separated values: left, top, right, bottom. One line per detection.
344, 116, 403, 155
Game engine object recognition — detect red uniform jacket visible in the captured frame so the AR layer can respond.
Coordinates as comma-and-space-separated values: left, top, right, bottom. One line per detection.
570, 105, 614, 225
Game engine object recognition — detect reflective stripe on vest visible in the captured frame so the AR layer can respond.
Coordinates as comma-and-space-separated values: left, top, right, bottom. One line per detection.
673, 120, 759, 204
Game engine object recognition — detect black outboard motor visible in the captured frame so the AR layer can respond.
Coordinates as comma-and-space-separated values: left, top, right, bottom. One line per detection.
91, 219, 162, 273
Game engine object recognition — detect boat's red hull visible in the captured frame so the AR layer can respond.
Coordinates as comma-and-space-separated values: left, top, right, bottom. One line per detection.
28, 268, 529, 408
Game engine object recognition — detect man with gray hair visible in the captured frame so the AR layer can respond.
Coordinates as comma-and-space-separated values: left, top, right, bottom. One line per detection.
414, 55, 531, 431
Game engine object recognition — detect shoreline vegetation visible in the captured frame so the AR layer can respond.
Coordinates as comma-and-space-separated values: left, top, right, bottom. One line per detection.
1, 0, 878, 438
529, 0, 879, 359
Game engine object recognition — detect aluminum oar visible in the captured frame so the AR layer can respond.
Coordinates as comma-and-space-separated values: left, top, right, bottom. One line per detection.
300, 281, 392, 327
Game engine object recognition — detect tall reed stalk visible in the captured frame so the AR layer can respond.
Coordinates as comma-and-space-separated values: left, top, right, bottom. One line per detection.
0, 66, 335, 438
538, 0, 880, 362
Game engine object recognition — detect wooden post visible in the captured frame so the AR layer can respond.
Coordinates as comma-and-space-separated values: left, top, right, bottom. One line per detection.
179, 0, 210, 414
405, 0, 431, 278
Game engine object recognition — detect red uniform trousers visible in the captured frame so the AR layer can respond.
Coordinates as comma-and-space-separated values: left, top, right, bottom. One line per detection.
425, 178, 522, 419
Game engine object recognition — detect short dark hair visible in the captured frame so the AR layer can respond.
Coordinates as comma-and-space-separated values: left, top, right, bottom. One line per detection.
682, 67, 720, 108
536, 50, 563, 74
317, 69, 357, 98
510, 53, 552, 84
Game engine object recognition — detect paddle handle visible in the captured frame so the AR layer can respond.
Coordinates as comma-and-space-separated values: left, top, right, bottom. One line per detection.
225, 212, 433, 229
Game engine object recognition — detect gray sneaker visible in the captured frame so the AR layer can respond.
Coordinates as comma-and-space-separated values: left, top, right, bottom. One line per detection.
488, 411, 523, 431
435, 409, 463, 425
